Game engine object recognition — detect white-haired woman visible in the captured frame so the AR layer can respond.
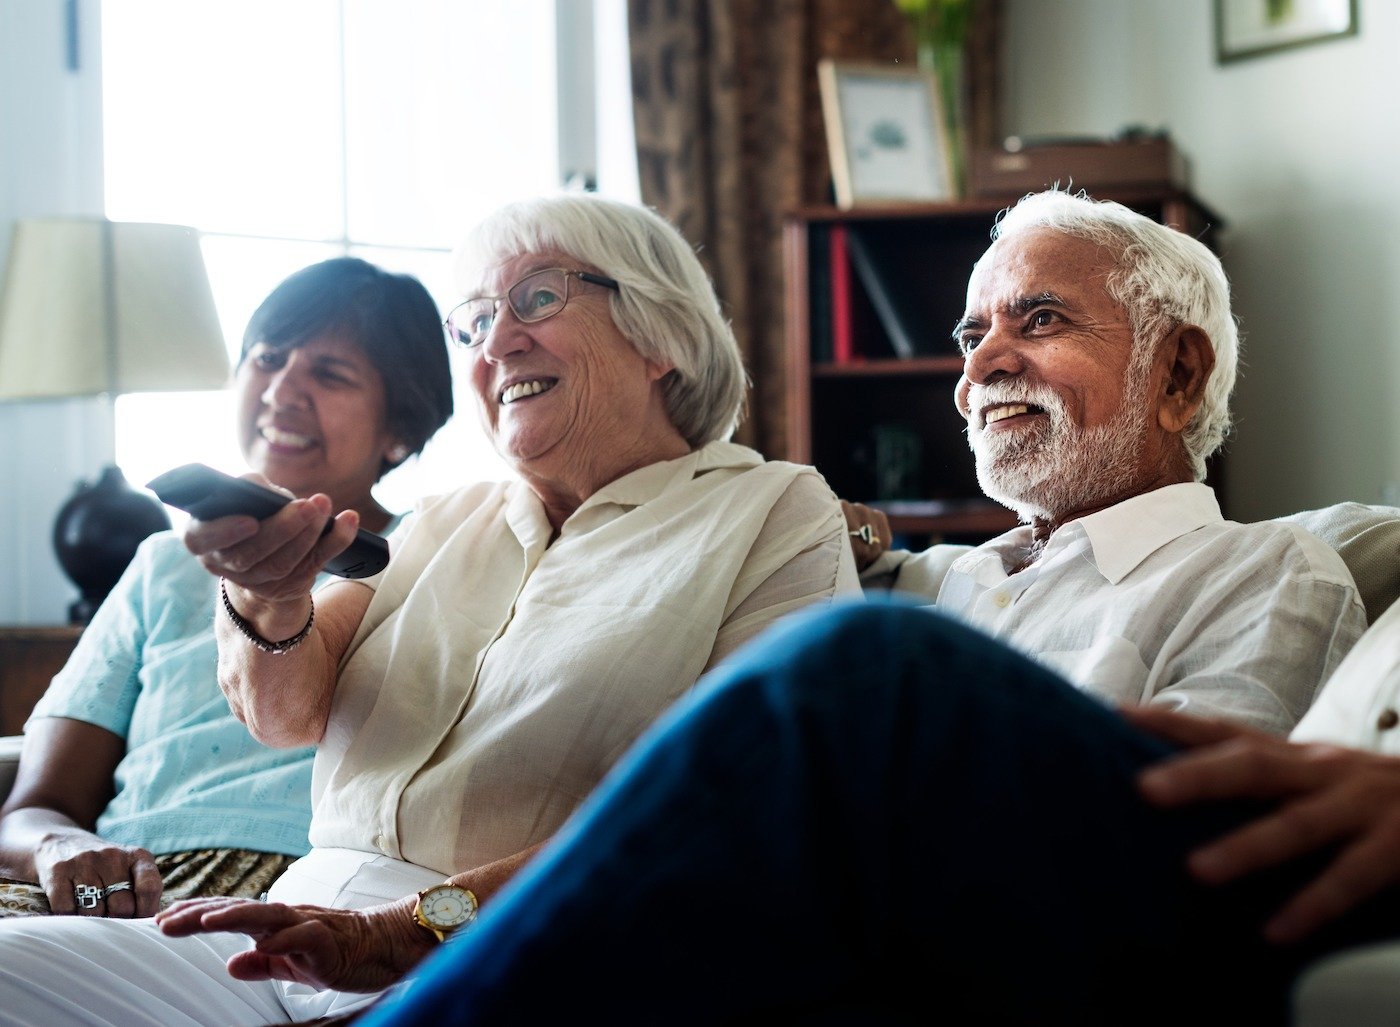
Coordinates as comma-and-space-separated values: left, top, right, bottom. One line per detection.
0, 195, 858, 1024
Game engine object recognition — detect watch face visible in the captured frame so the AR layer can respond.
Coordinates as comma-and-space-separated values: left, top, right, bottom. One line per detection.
422, 885, 478, 929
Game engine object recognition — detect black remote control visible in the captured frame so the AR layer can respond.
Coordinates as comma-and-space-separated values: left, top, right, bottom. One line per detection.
146, 463, 390, 579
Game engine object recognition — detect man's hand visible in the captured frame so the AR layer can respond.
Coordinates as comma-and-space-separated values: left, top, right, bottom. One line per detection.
841, 500, 891, 572
154, 895, 435, 993
1127, 705, 1400, 944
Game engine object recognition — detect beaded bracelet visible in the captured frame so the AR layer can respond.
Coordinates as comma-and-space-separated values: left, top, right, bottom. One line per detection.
220, 578, 315, 655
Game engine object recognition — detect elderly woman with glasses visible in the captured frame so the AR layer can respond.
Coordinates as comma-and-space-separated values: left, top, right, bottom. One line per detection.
0, 194, 858, 1025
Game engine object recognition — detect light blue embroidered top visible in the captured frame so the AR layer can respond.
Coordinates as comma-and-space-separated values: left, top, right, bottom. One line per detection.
29, 521, 396, 856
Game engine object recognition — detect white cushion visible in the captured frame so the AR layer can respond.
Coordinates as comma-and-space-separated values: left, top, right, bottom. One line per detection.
1279, 503, 1400, 624
0, 735, 20, 804
1293, 939, 1400, 1026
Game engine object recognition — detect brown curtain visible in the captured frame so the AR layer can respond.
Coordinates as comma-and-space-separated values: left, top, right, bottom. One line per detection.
629, 0, 916, 458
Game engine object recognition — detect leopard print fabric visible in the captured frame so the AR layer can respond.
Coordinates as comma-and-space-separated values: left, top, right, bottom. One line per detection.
0, 848, 296, 918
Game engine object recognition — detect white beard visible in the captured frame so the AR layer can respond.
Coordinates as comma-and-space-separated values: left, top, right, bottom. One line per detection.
966, 371, 1153, 524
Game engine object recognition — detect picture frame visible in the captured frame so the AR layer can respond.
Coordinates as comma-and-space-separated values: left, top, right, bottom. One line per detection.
1215, 0, 1357, 63
817, 60, 954, 209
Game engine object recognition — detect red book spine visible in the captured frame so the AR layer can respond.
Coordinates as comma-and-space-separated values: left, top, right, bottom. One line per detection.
830, 224, 854, 364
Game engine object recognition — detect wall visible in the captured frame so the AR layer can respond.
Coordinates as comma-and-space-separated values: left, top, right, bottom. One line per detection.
0, 0, 109, 624
5, 1, 1388, 623
1002, 0, 1400, 521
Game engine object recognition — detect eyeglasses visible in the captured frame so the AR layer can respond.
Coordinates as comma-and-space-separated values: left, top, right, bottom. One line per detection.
444, 267, 620, 348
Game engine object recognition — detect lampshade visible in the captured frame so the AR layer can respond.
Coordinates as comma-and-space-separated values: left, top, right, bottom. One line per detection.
0, 217, 230, 399
0, 218, 230, 624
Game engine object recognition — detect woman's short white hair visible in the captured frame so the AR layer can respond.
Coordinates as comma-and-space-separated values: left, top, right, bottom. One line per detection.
455, 193, 747, 448
991, 190, 1238, 481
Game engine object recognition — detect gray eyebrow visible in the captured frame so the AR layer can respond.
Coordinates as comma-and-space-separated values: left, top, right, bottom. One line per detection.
1013, 291, 1065, 313
950, 315, 981, 341
953, 292, 1067, 339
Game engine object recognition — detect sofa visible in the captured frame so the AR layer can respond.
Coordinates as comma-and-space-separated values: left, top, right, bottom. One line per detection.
1, 502, 1398, 1023
0, 734, 19, 809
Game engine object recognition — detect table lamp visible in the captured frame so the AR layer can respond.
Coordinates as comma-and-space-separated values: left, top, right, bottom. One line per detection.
0, 218, 231, 623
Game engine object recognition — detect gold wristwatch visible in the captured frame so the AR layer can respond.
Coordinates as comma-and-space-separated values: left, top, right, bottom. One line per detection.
413, 883, 479, 943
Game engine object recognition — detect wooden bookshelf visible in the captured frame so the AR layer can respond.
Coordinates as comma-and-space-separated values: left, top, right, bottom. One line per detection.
812, 356, 965, 378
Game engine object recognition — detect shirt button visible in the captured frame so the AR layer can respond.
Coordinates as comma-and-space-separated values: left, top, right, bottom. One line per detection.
992, 592, 1010, 609
374, 834, 388, 850
1378, 709, 1399, 731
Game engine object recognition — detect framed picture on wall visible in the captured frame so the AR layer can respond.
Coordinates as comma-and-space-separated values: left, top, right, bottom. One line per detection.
1215, 0, 1358, 63
817, 60, 954, 209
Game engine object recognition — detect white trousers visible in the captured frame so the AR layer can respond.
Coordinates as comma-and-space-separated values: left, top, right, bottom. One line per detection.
0, 848, 443, 1027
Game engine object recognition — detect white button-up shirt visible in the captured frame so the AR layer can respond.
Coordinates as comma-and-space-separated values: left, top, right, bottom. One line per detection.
311, 442, 858, 875
882, 483, 1365, 735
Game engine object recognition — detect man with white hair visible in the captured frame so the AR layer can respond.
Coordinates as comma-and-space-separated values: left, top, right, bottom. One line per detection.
854, 188, 1362, 734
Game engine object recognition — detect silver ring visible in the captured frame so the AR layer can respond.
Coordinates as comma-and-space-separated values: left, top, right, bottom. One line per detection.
102, 881, 133, 898
74, 883, 103, 909
848, 524, 877, 546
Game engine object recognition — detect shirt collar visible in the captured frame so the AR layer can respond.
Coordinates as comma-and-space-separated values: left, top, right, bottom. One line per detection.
505, 441, 765, 547
576, 441, 763, 514
1076, 482, 1222, 584
948, 482, 1222, 586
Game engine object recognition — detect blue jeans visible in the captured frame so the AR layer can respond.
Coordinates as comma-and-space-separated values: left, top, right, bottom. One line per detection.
359, 600, 1306, 1025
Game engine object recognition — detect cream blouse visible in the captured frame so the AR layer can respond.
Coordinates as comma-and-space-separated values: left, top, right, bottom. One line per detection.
310, 441, 857, 874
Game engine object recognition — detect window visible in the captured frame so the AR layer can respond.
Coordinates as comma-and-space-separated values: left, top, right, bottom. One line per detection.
103, 0, 636, 512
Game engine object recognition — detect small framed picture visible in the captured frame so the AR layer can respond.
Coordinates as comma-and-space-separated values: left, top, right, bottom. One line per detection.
818, 60, 954, 209
1215, 0, 1357, 63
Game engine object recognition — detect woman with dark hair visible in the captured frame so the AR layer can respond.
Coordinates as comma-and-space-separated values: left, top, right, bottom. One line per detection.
0, 257, 452, 919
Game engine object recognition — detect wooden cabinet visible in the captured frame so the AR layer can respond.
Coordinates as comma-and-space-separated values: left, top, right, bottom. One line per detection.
0, 627, 82, 736
783, 189, 1223, 545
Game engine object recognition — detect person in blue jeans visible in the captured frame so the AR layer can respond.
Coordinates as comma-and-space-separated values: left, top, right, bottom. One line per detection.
202, 597, 1387, 1025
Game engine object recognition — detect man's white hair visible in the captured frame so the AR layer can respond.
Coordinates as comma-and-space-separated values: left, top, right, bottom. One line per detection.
989, 189, 1238, 481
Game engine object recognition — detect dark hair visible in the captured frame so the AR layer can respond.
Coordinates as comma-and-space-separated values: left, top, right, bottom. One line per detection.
240, 257, 453, 477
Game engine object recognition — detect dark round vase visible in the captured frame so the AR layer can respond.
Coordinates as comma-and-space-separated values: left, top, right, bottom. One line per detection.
53, 465, 172, 624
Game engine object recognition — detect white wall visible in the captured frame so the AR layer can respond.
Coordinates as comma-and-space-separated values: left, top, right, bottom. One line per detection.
0, 0, 109, 624
1003, 0, 1400, 521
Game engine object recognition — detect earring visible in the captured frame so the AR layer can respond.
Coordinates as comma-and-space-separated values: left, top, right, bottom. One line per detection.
388, 444, 410, 464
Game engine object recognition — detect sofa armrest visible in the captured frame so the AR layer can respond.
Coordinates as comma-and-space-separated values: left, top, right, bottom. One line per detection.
0, 735, 21, 804
1279, 503, 1400, 624
1293, 939, 1400, 1025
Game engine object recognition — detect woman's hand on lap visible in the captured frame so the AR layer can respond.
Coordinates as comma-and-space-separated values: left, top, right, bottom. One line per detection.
156, 895, 434, 993
35, 833, 162, 918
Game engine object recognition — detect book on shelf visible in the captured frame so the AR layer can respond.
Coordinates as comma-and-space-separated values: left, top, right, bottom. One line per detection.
808, 225, 832, 362
829, 223, 855, 363
846, 228, 915, 359
845, 226, 945, 359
